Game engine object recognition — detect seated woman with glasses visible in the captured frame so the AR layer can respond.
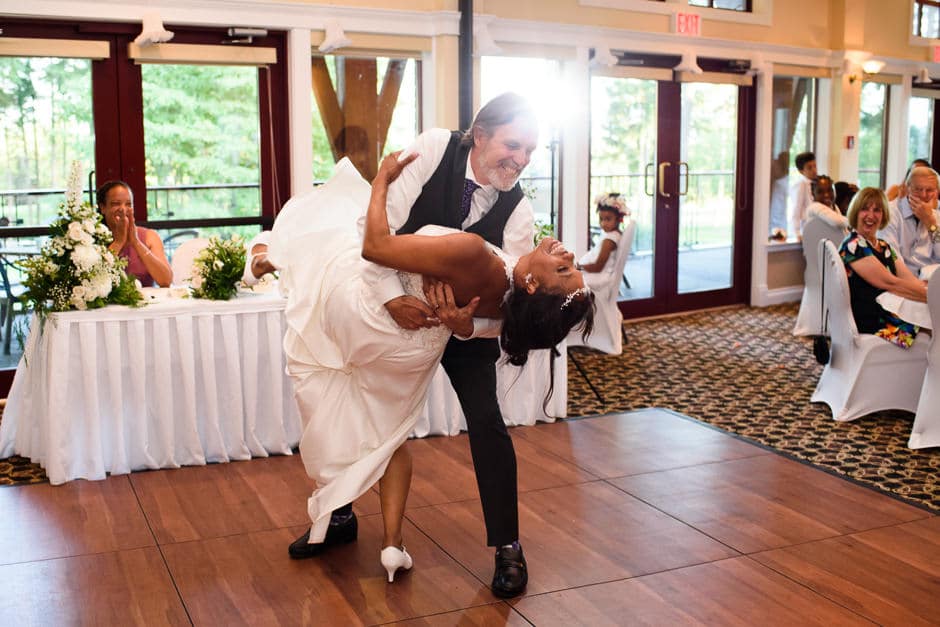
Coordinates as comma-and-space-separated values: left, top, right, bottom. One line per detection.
97, 181, 172, 288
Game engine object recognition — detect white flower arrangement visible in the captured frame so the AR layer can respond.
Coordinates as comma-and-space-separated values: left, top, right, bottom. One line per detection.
190, 235, 246, 301
594, 192, 630, 217
20, 162, 142, 315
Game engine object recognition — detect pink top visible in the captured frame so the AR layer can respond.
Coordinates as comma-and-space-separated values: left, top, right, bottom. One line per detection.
119, 226, 156, 287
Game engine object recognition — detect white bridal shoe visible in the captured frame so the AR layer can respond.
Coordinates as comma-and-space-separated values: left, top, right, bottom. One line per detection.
380, 545, 413, 583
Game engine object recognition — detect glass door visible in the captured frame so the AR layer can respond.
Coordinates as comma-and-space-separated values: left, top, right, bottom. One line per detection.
590, 72, 752, 317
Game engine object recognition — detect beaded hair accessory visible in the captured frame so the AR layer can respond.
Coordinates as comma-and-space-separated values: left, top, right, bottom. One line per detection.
561, 286, 591, 309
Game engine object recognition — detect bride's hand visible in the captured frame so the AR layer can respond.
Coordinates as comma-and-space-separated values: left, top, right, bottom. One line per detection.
376, 151, 419, 186
426, 278, 478, 337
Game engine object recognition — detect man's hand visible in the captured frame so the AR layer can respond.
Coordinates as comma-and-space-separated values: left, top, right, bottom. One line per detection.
425, 278, 478, 338
385, 295, 440, 330
910, 194, 938, 229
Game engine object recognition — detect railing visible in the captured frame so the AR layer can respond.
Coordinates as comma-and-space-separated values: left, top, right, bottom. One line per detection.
589, 169, 736, 253
1, 170, 736, 255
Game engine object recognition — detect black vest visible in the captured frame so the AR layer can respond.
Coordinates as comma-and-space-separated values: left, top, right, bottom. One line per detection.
396, 131, 523, 248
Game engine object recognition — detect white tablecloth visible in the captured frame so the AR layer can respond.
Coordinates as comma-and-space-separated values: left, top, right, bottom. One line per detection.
876, 292, 932, 330
0, 293, 566, 484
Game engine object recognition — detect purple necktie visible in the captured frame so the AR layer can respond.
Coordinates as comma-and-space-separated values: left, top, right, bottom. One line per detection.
458, 179, 480, 225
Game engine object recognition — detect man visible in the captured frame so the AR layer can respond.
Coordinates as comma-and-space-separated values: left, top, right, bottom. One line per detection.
879, 166, 940, 275
790, 151, 817, 239
288, 92, 538, 598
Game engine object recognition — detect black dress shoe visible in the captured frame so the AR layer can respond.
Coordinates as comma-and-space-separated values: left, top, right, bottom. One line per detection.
491, 541, 527, 598
288, 512, 358, 559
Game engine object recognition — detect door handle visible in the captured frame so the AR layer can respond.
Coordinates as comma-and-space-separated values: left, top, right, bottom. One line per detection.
644, 162, 654, 197
658, 161, 672, 198
678, 161, 689, 196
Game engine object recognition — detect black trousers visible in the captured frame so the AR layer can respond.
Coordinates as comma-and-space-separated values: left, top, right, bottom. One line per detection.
440, 336, 518, 547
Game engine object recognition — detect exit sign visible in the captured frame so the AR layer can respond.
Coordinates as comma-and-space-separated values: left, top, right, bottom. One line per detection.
674, 12, 701, 37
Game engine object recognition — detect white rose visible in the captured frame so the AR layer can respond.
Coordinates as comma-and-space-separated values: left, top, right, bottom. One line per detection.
91, 273, 113, 299
67, 222, 84, 241
71, 244, 101, 272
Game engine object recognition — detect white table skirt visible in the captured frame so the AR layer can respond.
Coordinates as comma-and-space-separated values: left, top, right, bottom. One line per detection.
0, 293, 566, 484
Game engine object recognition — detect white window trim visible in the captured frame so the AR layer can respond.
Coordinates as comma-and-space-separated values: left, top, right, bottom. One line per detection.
579, 0, 772, 27
909, 0, 940, 46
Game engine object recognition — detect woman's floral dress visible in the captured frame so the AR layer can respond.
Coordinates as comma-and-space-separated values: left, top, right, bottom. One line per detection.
839, 231, 920, 348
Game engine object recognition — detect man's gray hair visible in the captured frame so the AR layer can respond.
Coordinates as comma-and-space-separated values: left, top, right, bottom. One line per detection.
461, 92, 537, 146
906, 165, 940, 187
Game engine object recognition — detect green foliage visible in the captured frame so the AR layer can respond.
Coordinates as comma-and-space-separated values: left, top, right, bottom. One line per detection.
190, 235, 247, 301
534, 219, 556, 245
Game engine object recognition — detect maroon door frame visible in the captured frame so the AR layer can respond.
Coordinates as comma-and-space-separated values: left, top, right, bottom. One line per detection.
619, 78, 755, 319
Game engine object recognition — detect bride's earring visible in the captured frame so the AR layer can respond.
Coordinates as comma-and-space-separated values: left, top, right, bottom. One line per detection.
524, 273, 533, 287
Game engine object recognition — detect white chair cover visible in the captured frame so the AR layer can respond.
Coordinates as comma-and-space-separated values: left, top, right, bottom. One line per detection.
793, 217, 847, 336
909, 273, 940, 449
170, 237, 210, 286
811, 240, 929, 421
567, 219, 636, 355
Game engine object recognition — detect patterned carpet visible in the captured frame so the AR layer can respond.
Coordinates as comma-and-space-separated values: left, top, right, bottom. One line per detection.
3, 303, 939, 513
568, 303, 940, 513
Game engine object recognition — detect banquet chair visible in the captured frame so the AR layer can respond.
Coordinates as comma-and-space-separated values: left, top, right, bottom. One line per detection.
811, 240, 929, 422
909, 272, 940, 449
170, 237, 210, 286
567, 219, 636, 355
793, 216, 848, 336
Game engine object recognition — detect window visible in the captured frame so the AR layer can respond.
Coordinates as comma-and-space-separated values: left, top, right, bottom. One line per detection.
913, 0, 940, 39
311, 54, 420, 183
142, 64, 262, 245
481, 56, 565, 231
908, 96, 934, 165
858, 82, 888, 189
768, 76, 816, 239
689, 0, 750, 9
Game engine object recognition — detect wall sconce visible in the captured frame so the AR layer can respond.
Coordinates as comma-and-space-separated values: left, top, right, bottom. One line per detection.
319, 20, 352, 53
916, 66, 932, 84
590, 42, 618, 68
474, 22, 503, 57
674, 51, 703, 75
862, 59, 885, 75
134, 12, 174, 47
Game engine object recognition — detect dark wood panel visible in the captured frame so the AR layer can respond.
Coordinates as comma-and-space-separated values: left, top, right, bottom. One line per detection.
407, 481, 738, 596
0, 547, 189, 625
0, 476, 153, 565
513, 556, 875, 626
612, 454, 929, 553
162, 517, 490, 625
753, 516, 940, 625
513, 409, 767, 478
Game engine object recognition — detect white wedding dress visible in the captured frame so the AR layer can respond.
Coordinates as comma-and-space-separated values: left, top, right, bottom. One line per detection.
270, 159, 516, 542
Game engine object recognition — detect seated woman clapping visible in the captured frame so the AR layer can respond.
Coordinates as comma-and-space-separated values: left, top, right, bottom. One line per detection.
97, 181, 172, 287
839, 187, 928, 347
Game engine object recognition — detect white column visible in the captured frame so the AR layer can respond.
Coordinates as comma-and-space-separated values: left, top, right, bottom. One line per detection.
560, 47, 592, 257
887, 77, 912, 185
287, 28, 313, 198
750, 66, 773, 306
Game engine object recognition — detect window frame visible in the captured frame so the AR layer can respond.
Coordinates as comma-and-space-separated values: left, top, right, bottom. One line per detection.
0, 17, 290, 240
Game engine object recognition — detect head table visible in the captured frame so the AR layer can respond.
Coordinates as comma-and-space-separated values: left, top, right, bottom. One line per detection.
0, 290, 565, 484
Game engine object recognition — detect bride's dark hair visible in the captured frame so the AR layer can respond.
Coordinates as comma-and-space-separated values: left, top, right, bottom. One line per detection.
500, 289, 595, 367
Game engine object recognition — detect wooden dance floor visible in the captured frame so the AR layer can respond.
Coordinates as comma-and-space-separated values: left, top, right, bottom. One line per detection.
1, 408, 938, 625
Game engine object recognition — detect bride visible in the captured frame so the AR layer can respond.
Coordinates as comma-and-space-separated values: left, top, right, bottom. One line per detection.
274, 151, 594, 583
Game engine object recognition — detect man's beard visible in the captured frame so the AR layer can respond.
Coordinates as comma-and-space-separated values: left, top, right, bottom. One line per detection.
481, 161, 523, 192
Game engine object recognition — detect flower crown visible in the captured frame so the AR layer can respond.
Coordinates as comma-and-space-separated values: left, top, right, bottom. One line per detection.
594, 192, 629, 216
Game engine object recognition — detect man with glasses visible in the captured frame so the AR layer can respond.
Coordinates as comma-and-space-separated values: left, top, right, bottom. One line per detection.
879, 166, 940, 276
